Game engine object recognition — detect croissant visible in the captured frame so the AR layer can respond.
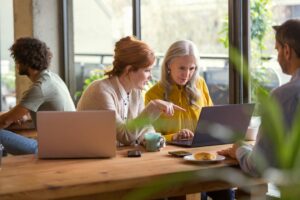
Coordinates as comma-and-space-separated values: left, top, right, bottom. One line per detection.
194, 152, 217, 160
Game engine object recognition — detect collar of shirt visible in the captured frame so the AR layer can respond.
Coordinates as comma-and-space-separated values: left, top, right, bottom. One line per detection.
170, 83, 185, 93
291, 68, 300, 82
116, 77, 130, 120
116, 77, 131, 101
35, 69, 49, 81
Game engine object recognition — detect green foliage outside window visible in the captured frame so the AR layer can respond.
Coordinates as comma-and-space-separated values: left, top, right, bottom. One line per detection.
74, 68, 108, 102
2, 70, 15, 92
250, 0, 273, 102
219, 0, 273, 102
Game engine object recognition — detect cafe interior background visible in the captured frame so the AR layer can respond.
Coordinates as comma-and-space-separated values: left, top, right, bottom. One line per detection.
1, 0, 300, 199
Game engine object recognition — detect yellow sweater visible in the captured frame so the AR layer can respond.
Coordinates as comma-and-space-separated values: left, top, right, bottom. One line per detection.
145, 77, 213, 141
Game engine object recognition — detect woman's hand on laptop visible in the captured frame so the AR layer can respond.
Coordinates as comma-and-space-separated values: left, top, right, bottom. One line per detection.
172, 129, 194, 141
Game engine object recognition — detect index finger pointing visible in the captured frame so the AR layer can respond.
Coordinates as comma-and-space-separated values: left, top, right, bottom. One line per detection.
173, 104, 186, 112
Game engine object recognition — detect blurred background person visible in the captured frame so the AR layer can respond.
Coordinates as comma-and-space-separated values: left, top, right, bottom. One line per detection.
0, 37, 75, 155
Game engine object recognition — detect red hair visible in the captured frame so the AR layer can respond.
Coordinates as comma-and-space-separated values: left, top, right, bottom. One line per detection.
106, 36, 155, 77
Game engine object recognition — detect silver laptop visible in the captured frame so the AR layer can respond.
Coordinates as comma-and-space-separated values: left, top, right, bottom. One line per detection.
37, 110, 116, 158
167, 104, 255, 147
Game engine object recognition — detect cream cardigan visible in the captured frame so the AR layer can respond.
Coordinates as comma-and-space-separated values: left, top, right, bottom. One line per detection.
77, 76, 160, 145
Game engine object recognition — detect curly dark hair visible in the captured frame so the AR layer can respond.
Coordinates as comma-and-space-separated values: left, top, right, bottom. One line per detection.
10, 37, 53, 71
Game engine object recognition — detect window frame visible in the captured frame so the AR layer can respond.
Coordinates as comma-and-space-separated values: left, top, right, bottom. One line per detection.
229, 0, 250, 104
61, 0, 76, 96
62, 0, 250, 103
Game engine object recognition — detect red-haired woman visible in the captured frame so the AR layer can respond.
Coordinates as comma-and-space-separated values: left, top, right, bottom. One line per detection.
77, 36, 184, 146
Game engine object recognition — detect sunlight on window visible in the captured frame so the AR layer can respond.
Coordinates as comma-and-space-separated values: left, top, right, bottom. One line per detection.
0, 0, 15, 111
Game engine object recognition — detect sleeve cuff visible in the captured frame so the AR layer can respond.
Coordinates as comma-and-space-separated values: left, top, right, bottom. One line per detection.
236, 144, 253, 159
164, 133, 175, 142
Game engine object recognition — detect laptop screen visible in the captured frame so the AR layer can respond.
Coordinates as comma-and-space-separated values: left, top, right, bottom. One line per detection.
191, 104, 255, 147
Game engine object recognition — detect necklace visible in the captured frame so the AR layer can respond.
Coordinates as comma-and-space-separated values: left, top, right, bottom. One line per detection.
122, 93, 130, 120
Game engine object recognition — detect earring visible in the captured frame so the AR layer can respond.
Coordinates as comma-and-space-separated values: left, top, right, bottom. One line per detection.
167, 68, 170, 74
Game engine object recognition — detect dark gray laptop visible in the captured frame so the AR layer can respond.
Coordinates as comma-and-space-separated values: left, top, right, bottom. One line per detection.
167, 104, 255, 147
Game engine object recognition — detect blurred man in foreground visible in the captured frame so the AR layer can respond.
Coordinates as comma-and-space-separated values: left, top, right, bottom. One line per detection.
219, 19, 300, 176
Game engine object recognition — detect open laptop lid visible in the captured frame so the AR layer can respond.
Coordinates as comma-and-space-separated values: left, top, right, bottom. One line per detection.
37, 110, 116, 158
191, 103, 255, 147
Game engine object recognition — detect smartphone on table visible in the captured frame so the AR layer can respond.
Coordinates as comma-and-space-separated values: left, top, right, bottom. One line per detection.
127, 150, 142, 157
168, 150, 192, 157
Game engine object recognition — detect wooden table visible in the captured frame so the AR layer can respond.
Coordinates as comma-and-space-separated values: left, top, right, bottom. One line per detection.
0, 144, 267, 200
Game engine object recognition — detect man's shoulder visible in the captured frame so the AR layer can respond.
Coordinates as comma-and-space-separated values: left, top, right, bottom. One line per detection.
38, 70, 54, 79
35, 70, 62, 85
31, 71, 65, 92
272, 79, 300, 95
271, 79, 300, 106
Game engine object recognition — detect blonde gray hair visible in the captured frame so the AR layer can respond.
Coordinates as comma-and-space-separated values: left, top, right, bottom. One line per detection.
160, 40, 201, 106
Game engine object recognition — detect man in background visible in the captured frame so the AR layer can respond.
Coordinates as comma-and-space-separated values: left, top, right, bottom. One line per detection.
0, 37, 75, 155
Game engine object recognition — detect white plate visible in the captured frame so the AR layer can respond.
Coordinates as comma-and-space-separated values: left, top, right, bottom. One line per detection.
183, 154, 226, 163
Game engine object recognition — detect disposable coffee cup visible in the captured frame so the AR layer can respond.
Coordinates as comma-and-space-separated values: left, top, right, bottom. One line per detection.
245, 116, 261, 141
245, 126, 259, 141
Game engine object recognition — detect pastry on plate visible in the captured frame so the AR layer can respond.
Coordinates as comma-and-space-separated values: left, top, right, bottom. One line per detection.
194, 152, 217, 161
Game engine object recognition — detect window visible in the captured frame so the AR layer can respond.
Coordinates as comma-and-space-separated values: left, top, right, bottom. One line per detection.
141, 0, 229, 104
73, 0, 132, 100
0, 0, 15, 111
249, 0, 300, 102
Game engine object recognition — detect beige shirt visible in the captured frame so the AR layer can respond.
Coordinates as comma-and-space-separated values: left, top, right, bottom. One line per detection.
77, 76, 160, 145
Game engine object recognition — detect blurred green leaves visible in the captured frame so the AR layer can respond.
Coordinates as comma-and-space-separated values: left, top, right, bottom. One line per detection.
250, 0, 272, 50
258, 87, 300, 170
257, 87, 300, 199
219, 0, 273, 103
74, 67, 108, 101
